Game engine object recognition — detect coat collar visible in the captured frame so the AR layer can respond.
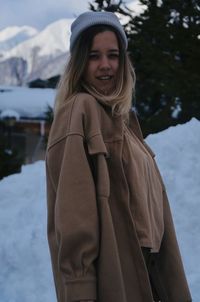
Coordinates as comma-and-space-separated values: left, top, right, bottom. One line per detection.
97, 102, 144, 143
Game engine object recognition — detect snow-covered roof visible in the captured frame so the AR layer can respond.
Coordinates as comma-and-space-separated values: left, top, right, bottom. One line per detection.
0, 86, 55, 119
0, 109, 20, 120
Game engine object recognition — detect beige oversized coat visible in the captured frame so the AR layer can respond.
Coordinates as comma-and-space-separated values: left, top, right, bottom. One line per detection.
46, 93, 192, 302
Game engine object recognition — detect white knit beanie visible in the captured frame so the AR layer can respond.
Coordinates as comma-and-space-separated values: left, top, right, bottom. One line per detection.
70, 11, 128, 52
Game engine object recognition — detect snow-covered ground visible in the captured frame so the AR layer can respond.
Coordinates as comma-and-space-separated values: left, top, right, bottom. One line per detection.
146, 118, 200, 301
0, 118, 199, 302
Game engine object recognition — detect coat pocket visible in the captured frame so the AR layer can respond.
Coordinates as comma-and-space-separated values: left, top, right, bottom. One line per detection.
87, 133, 108, 157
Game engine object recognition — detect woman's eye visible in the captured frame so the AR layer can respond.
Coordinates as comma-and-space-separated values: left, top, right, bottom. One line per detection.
89, 54, 99, 60
109, 53, 119, 59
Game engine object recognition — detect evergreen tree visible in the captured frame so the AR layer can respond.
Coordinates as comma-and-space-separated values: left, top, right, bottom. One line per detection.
44, 105, 54, 124
0, 134, 24, 180
89, 0, 200, 136
0, 120, 24, 179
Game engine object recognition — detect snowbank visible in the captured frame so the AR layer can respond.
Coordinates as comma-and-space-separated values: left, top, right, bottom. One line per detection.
0, 161, 56, 302
146, 118, 200, 300
0, 118, 199, 302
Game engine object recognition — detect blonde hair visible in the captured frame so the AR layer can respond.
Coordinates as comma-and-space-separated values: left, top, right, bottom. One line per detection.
54, 25, 136, 119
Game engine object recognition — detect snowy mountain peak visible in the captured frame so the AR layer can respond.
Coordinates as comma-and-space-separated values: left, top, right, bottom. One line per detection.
0, 18, 74, 63
0, 26, 38, 52
0, 25, 38, 42
33, 18, 74, 57
0, 19, 74, 85
44, 18, 73, 34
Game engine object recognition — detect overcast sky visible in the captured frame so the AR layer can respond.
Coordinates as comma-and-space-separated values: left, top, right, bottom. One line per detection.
0, 0, 137, 31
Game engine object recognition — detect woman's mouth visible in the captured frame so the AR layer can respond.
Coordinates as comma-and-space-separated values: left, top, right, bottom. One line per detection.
97, 75, 113, 80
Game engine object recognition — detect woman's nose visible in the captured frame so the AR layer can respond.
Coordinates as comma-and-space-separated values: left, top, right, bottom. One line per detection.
99, 56, 110, 69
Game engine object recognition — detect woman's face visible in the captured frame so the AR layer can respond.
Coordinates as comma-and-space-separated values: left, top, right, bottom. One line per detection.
84, 30, 120, 95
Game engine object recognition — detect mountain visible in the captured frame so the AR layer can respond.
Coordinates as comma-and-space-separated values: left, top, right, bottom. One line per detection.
0, 25, 38, 52
0, 19, 73, 85
0, 2, 145, 86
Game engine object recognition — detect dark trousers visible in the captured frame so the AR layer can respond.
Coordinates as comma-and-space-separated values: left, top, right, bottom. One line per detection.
142, 248, 168, 302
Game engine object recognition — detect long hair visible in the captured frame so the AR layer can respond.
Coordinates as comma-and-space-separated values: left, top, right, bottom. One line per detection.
54, 25, 136, 118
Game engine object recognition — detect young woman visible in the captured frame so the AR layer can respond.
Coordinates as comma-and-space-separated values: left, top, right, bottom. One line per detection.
46, 11, 192, 302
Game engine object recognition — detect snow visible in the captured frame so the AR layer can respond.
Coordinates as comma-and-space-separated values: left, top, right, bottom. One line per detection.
0, 118, 199, 301
0, 109, 20, 120
127, 0, 146, 14
37, 19, 73, 57
0, 19, 73, 73
0, 26, 38, 52
0, 161, 56, 302
0, 26, 36, 42
118, 0, 146, 25
0, 86, 55, 119
146, 118, 200, 301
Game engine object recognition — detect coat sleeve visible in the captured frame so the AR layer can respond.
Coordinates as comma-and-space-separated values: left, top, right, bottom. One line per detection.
48, 133, 99, 301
